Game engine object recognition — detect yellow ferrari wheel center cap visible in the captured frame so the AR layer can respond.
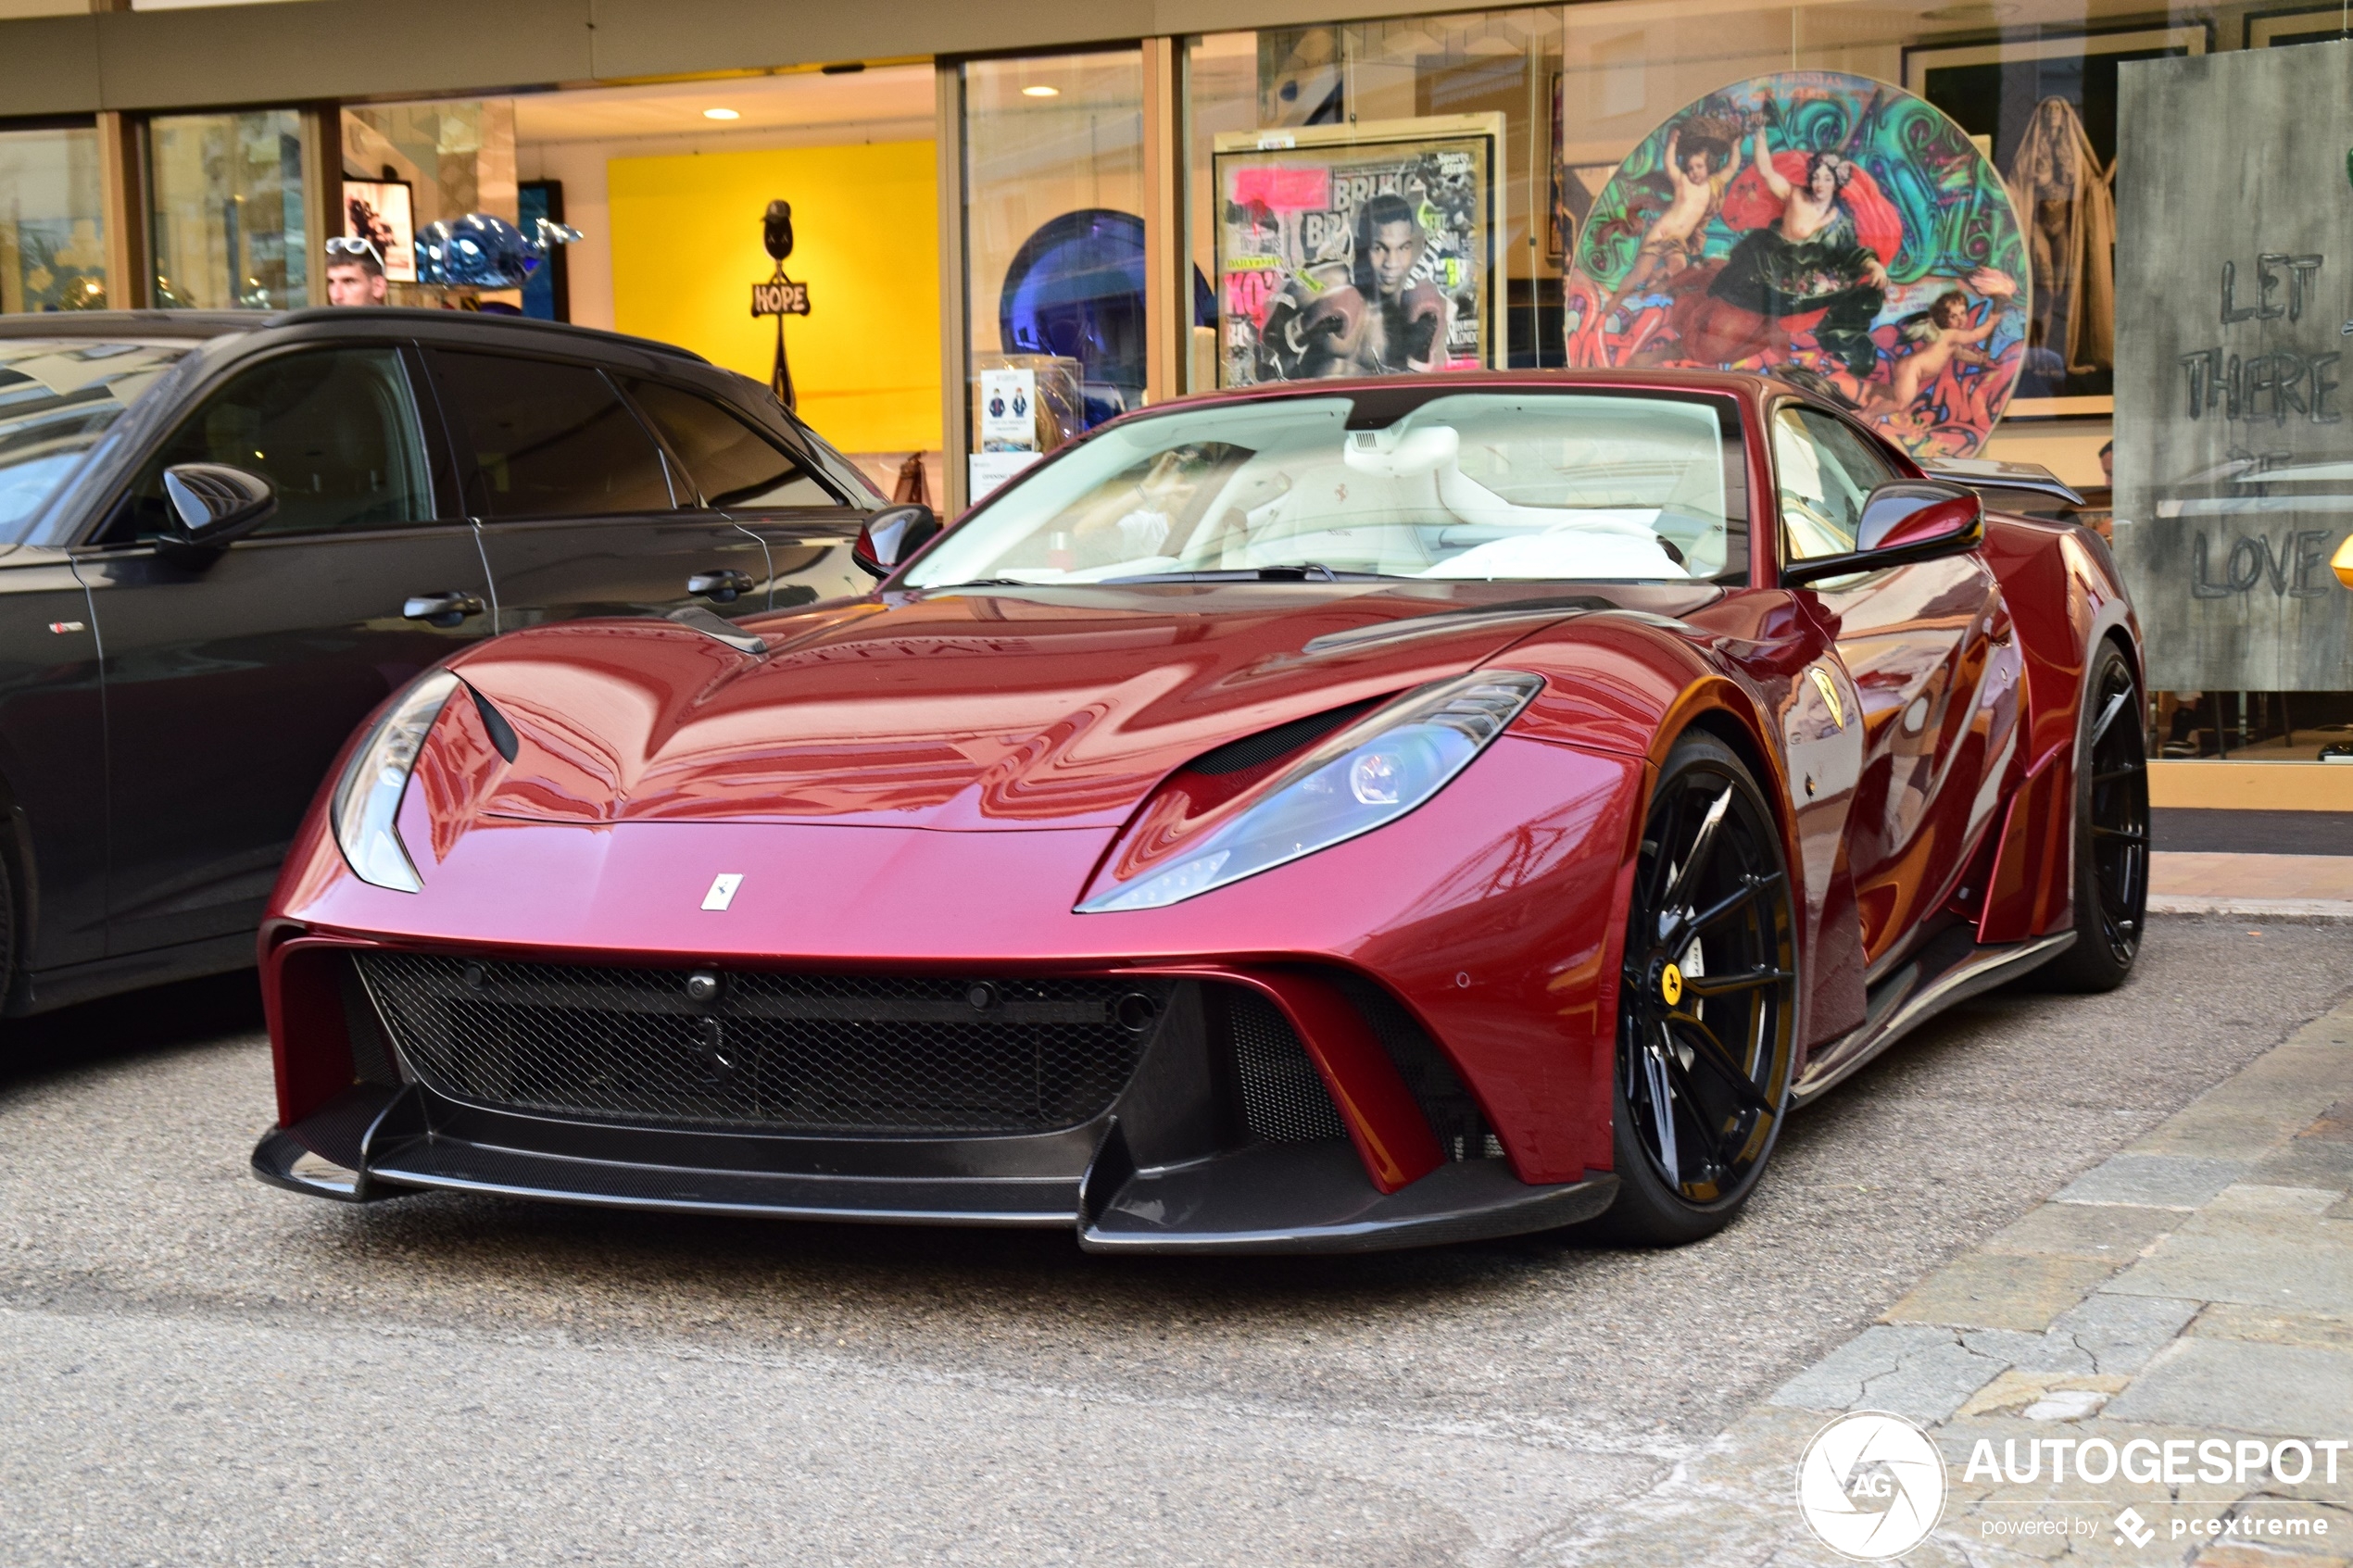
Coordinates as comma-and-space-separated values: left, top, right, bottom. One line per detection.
1661, 963, 1684, 1007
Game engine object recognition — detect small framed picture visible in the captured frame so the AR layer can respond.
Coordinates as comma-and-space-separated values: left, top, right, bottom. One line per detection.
341, 178, 416, 283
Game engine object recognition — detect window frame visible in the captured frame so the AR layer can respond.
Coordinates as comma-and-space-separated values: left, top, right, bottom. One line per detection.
421, 343, 684, 524
92, 338, 445, 547
1768, 397, 1906, 572
616, 375, 851, 512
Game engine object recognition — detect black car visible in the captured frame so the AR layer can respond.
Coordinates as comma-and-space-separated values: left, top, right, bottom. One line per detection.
0, 307, 897, 1015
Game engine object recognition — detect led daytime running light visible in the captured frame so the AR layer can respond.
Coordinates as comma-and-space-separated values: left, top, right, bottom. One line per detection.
1079, 671, 1543, 912
331, 671, 461, 893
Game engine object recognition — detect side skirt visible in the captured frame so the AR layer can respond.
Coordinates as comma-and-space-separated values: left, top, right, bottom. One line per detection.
1791, 926, 2075, 1104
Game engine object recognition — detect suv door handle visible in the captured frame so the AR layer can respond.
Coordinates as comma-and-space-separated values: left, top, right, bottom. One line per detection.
687, 569, 755, 604
402, 591, 486, 628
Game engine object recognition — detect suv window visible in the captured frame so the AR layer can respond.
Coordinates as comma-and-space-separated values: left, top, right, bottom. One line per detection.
623, 380, 841, 508
116, 346, 432, 541
1772, 404, 1898, 561
428, 349, 673, 520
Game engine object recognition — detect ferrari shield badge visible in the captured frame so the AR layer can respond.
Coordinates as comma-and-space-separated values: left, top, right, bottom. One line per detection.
701, 872, 744, 911
1809, 668, 1846, 731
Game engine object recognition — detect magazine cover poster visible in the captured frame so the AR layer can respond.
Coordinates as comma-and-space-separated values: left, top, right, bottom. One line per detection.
343, 179, 418, 283
1214, 117, 1502, 388
1563, 71, 2029, 458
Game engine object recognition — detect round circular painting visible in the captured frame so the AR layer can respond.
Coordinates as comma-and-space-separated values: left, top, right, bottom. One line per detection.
1564, 70, 2030, 459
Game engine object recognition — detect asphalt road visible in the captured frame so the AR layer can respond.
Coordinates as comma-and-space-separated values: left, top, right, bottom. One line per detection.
2, 916, 2347, 1567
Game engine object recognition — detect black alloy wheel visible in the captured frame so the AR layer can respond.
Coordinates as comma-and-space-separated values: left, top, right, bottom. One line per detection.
2038, 642, 2148, 992
1587, 732, 1799, 1246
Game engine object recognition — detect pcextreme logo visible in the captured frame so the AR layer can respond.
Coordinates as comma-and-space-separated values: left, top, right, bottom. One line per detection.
1796, 1411, 1947, 1560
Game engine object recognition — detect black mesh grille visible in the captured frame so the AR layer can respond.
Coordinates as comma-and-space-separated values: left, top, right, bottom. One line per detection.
357, 953, 1168, 1136
1227, 990, 1348, 1143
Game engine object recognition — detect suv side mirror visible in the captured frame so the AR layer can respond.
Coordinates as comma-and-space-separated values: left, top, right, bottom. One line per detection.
1782, 479, 1983, 588
158, 463, 275, 566
852, 503, 940, 580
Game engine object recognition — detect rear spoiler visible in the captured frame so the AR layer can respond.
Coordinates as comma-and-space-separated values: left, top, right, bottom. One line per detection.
1922, 458, 2086, 508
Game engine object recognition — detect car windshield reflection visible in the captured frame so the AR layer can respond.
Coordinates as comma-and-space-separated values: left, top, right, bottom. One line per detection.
0, 340, 190, 540
906, 391, 1751, 588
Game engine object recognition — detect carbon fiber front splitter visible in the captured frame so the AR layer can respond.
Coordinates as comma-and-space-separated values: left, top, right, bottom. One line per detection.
253, 1084, 1618, 1255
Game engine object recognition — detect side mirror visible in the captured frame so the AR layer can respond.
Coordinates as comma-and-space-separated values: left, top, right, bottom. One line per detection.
158, 463, 274, 565
1782, 480, 1982, 588
851, 503, 940, 580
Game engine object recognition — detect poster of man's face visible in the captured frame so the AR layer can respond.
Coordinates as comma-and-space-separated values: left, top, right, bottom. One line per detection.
343, 180, 417, 283
1212, 118, 1502, 388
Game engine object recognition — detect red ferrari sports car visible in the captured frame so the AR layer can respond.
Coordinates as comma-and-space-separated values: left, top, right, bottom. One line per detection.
253, 370, 2146, 1251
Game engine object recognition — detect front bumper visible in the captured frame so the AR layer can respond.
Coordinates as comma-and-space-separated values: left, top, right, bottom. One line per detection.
253, 949, 1619, 1254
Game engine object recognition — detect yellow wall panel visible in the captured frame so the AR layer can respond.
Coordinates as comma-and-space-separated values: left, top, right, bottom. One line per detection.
609, 140, 938, 455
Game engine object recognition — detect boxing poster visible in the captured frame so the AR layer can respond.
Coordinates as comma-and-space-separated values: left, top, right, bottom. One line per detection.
1212, 117, 1503, 388
1563, 72, 2030, 460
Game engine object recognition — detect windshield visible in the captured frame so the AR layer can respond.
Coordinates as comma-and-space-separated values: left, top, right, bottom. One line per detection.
0, 340, 191, 541
907, 390, 1747, 588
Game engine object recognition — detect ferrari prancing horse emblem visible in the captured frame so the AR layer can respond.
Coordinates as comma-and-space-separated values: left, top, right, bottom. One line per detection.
1661, 962, 1684, 1006
701, 872, 744, 911
1808, 668, 1846, 731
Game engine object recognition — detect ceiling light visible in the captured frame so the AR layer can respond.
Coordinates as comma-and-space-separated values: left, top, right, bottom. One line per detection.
703, 107, 741, 120
1021, 85, 1060, 98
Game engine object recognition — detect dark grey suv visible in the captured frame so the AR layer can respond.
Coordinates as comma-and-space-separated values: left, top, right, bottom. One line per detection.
0, 307, 892, 1014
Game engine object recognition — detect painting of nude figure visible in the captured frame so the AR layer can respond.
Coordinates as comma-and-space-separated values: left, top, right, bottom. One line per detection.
1564, 70, 2030, 459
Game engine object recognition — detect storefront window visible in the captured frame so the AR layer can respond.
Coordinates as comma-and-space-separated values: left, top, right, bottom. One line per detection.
341, 100, 519, 308
960, 50, 1146, 502
0, 125, 106, 313
148, 109, 309, 310
1179, 6, 2350, 759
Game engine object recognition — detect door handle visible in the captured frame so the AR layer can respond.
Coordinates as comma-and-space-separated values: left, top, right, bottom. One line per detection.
403, 591, 486, 628
688, 569, 755, 604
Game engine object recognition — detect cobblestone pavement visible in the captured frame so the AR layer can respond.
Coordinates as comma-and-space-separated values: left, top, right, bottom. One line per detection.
0, 917, 2347, 1565
1532, 992, 2353, 1568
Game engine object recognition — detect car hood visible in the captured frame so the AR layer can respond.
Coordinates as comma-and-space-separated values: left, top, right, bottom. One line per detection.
443, 581, 1714, 832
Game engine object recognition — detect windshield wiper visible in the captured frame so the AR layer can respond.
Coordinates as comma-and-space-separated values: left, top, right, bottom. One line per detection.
1099, 563, 1406, 585
917, 578, 1030, 591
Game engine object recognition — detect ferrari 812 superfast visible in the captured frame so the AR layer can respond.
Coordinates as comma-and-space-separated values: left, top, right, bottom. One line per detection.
255, 371, 2146, 1251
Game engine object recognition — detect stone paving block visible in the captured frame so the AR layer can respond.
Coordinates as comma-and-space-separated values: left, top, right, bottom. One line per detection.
2102, 1337, 2353, 1436
2046, 1292, 2204, 1374
1957, 1366, 2131, 1420
1884, 1252, 2122, 1333
1964, 1327, 2097, 1375
2104, 1208, 2353, 1312
1986, 1199, 2185, 1262
2257, 1136, 2353, 1196
1766, 1324, 1965, 1410
2192, 1305, 2353, 1350
2056, 1155, 2253, 1210
2209, 1184, 2347, 1215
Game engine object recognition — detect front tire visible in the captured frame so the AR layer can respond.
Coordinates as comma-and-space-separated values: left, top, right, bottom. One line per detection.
2035, 640, 2148, 993
1584, 732, 1800, 1247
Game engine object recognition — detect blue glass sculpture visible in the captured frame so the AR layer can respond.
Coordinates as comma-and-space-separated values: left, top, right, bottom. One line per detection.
414, 214, 583, 290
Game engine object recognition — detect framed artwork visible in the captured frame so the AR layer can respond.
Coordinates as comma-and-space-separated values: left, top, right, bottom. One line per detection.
340, 178, 416, 283
1211, 115, 1504, 387
1903, 23, 2208, 408
1563, 70, 2029, 460
2244, 6, 2349, 46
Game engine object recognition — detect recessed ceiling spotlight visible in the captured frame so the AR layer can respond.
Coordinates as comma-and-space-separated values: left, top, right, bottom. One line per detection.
1021, 85, 1060, 98
703, 107, 741, 120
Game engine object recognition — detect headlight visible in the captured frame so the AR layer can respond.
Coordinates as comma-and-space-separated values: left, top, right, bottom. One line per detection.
332, 671, 461, 893
1078, 671, 1542, 913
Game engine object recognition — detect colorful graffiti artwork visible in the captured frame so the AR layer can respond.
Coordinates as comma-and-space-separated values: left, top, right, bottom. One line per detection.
1564, 70, 2030, 459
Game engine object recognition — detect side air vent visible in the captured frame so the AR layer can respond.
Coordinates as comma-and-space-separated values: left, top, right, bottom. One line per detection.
1327, 972, 1504, 1160
1225, 989, 1348, 1143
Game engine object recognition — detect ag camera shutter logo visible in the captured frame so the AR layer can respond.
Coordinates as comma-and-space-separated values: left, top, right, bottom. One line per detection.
1795, 1411, 1948, 1560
